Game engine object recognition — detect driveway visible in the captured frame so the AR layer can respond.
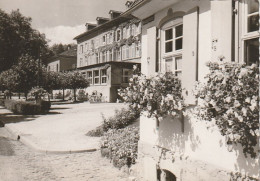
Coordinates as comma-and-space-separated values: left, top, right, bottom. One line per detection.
3, 102, 126, 152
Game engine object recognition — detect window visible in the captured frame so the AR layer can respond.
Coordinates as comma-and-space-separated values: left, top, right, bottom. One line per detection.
131, 44, 135, 58
135, 42, 141, 57
109, 50, 113, 61
79, 58, 83, 67
85, 43, 88, 51
80, 45, 84, 54
94, 70, 100, 84
122, 45, 126, 60
122, 69, 131, 83
123, 27, 127, 39
126, 27, 130, 38
114, 48, 121, 61
101, 69, 107, 84
95, 53, 99, 64
103, 35, 106, 45
131, 24, 136, 36
102, 51, 106, 62
126, 45, 129, 59
87, 71, 93, 85
164, 24, 183, 53
165, 57, 182, 76
243, 0, 259, 65
116, 29, 121, 41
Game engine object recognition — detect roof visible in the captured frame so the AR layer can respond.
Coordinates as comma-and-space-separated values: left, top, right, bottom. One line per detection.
59, 45, 77, 57
122, 0, 149, 16
74, 14, 134, 41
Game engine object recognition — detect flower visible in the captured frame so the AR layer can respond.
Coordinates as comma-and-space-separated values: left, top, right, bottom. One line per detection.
225, 96, 231, 103
234, 100, 241, 107
245, 97, 251, 103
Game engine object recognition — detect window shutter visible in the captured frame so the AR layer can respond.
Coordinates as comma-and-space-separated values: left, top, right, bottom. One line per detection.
147, 26, 157, 76
182, 7, 198, 105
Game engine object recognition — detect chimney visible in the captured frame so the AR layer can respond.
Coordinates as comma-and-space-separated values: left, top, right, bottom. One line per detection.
125, 1, 134, 9
96, 17, 110, 25
85, 23, 97, 31
109, 10, 122, 19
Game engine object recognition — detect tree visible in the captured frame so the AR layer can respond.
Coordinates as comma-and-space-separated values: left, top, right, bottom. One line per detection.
66, 71, 89, 101
0, 9, 52, 72
11, 55, 40, 98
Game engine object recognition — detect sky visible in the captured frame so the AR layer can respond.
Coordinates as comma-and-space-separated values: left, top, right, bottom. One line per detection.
0, 0, 128, 45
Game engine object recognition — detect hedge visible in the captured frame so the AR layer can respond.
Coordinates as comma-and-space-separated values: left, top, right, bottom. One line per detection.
2, 99, 51, 115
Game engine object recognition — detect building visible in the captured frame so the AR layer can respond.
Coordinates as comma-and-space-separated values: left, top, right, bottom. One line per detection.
47, 45, 77, 72
74, 10, 142, 102
124, 0, 259, 180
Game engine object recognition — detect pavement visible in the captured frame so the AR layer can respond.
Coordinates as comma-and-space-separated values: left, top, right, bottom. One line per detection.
0, 102, 126, 153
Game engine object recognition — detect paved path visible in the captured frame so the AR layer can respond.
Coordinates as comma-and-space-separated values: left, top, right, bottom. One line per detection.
0, 127, 130, 181
1, 102, 126, 152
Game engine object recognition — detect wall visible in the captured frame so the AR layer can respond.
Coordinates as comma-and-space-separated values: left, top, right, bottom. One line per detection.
47, 60, 60, 72
138, 110, 259, 181
136, 0, 259, 180
59, 57, 77, 71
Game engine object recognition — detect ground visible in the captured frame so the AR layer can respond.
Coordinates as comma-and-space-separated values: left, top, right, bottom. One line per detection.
0, 102, 134, 181
0, 128, 130, 181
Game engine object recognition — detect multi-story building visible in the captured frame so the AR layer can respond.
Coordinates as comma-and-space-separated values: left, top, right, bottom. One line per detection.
124, 0, 259, 180
74, 10, 141, 102
47, 45, 77, 72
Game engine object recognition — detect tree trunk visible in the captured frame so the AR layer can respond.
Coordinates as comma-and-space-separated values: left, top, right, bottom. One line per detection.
73, 89, 76, 102
18, 92, 21, 99
62, 89, 65, 101
25, 92, 28, 101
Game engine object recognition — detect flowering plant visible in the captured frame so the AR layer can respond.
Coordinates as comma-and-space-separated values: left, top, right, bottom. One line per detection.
194, 62, 259, 158
101, 127, 139, 168
118, 66, 185, 121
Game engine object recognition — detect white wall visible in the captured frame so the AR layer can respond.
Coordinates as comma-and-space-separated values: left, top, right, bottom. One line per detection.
48, 60, 60, 72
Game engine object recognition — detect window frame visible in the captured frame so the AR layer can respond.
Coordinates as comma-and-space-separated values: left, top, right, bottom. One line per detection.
122, 69, 131, 84
101, 69, 107, 85
241, 0, 259, 65
87, 71, 93, 85
94, 70, 100, 85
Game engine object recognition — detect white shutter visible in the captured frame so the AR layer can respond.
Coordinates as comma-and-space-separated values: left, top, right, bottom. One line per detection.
182, 7, 198, 105
147, 26, 157, 76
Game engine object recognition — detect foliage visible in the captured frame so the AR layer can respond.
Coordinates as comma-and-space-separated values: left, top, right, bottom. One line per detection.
101, 127, 139, 168
29, 87, 47, 101
230, 172, 259, 181
65, 71, 89, 101
102, 107, 140, 132
3, 99, 50, 115
77, 89, 88, 101
86, 125, 104, 137
194, 62, 259, 158
0, 9, 52, 72
118, 66, 185, 121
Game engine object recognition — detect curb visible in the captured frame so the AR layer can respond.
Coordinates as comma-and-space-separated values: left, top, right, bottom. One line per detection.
4, 124, 98, 154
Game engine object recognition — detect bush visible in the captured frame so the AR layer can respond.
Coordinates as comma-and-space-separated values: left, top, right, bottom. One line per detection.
77, 89, 88, 101
194, 62, 259, 158
118, 67, 185, 121
86, 125, 104, 137
102, 107, 139, 132
101, 127, 139, 168
3, 99, 51, 115
0, 99, 4, 106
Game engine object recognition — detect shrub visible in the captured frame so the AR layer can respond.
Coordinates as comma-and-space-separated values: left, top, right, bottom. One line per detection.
102, 107, 139, 132
86, 125, 104, 137
101, 127, 139, 168
3, 99, 50, 115
194, 62, 259, 158
118, 66, 185, 121
0, 99, 4, 106
77, 89, 88, 101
